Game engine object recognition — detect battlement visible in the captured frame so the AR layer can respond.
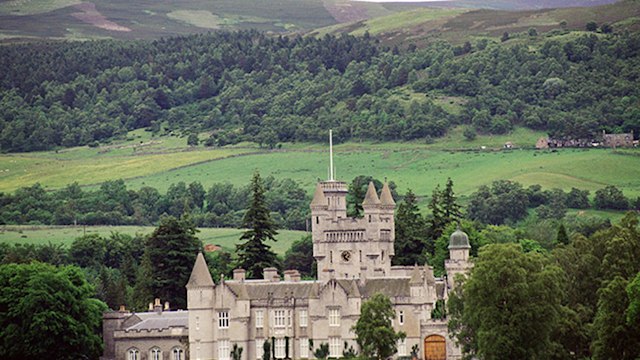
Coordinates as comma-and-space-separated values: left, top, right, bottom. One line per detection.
320, 181, 348, 192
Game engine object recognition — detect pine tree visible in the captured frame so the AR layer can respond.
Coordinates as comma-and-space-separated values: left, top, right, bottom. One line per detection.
134, 216, 201, 310
427, 184, 445, 247
236, 171, 279, 279
393, 189, 427, 265
442, 177, 462, 223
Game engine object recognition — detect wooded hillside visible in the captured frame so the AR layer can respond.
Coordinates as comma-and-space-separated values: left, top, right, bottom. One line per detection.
0, 28, 638, 152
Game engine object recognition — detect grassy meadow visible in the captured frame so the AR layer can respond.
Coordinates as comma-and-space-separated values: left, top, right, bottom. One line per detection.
0, 225, 306, 255
1, 126, 638, 200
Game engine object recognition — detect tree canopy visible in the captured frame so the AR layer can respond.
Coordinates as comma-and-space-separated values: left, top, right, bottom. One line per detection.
2, 30, 638, 152
448, 243, 563, 360
0, 262, 107, 360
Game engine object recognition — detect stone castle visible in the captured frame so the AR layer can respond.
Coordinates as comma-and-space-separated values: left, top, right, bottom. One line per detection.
183, 177, 471, 360
102, 144, 472, 360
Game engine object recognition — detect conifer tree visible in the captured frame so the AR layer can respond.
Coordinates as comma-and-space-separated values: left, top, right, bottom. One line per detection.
236, 171, 279, 278
134, 215, 201, 310
427, 184, 446, 246
442, 177, 462, 223
393, 189, 427, 265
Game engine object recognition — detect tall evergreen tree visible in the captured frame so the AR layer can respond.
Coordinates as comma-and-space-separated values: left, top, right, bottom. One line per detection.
427, 184, 446, 248
236, 171, 279, 279
393, 189, 427, 265
442, 177, 462, 223
135, 216, 201, 310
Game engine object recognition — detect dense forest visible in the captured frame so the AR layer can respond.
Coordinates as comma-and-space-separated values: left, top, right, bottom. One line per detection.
1, 30, 639, 152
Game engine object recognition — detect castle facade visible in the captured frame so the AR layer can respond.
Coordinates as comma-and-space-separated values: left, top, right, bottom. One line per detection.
185, 178, 471, 360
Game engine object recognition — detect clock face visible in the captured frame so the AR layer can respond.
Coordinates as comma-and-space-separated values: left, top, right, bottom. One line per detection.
341, 251, 351, 262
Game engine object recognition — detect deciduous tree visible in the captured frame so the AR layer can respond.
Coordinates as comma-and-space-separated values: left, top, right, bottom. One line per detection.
448, 243, 563, 360
354, 293, 405, 360
0, 262, 106, 360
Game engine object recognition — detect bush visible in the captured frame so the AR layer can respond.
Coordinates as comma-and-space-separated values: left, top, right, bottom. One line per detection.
594, 185, 629, 210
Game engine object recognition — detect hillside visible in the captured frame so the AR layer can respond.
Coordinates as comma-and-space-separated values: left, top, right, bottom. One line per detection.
312, 0, 640, 45
0, 0, 626, 42
1, 24, 639, 154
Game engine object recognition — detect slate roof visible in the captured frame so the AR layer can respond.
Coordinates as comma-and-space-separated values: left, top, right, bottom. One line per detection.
361, 278, 411, 298
226, 281, 320, 300
310, 183, 326, 207
362, 182, 381, 205
125, 311, 189, 331
186, 252, 214, 288
380, 182, 395, 206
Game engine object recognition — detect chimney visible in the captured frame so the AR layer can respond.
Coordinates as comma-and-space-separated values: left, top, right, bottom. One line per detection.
148, 302, 153, 311
263, 267, 279, 282
119, 305, 126, 312
153, 298, 162, 314
164, 301, 170, 311
233, 268, 246, 281
284, 269, 301, 282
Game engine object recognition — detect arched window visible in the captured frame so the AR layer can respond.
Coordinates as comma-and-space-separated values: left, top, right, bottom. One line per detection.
150, 347, 162, 360
172, 347, 184, 360
128, 348, 139, 360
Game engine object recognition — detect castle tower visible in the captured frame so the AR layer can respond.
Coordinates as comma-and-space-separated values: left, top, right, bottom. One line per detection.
311, 131, 396, 281
186, 253, 216, 360
444, 225, 472, 289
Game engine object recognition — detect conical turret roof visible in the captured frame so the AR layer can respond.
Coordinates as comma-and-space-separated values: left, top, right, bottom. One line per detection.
186, 252, 214, 288
380, 182, 395, 206
409, 266, 422, 285
310, 183, 326, 207
362, 182, 381, 206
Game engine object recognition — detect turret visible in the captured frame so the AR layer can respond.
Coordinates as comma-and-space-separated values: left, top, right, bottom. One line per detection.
362, 182, 381, 222
186, 252, 215, 360
444, 225, 472, 289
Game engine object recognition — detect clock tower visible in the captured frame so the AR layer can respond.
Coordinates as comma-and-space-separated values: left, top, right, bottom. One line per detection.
310, 132, 395, 282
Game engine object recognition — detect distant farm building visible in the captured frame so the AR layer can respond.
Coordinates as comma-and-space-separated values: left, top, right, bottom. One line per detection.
602, 130, 634, 148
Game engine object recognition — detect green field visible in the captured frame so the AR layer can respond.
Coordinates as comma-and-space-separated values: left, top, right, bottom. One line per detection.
1, 127, 638, 202
0, 225, 306, 255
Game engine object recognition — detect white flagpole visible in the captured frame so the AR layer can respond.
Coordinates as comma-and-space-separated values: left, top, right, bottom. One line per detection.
329, 129, 334, 181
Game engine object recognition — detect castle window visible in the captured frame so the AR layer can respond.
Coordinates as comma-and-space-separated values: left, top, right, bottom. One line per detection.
329, 308, 340, 327
150, 348, 161, 360
256, 310, 264, 328
128, 348, 139, 360
369, 215, 372, 223
218, 311, 229, 329
399, 310, 404, 325
256, 339, 264, 359
275, 338, 286, 359
330, 251, 333, 263
381, 251, 385, 263
397, 338, 407, 356
299, 309, 308, 327
172, 348, 184, 360
196, 316, 200, 330
299, 338, 309, 359
329, 337, 342, 358
274, 309, 286, 328
218, 340, 230, 360
316, 216, 319, 224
